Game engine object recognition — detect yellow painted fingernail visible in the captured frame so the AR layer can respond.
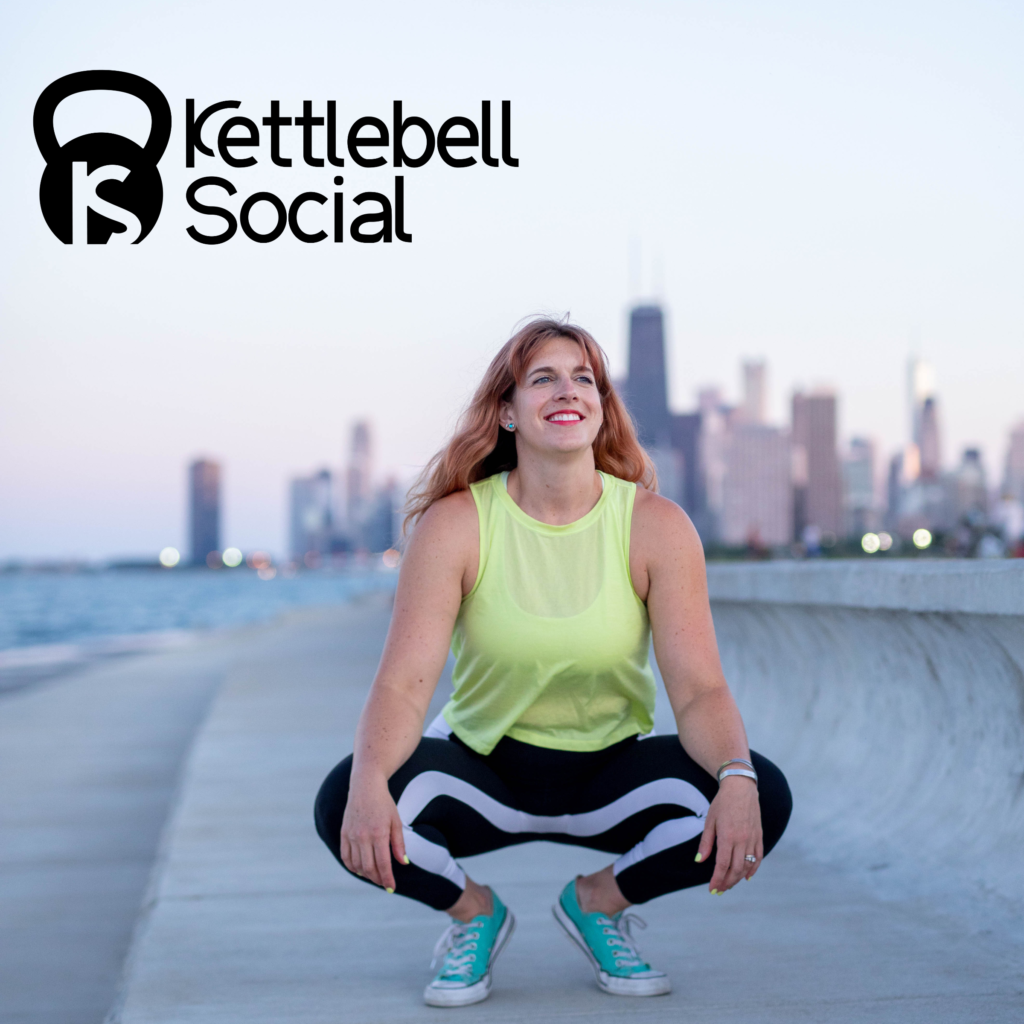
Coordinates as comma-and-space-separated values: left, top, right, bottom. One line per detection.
403, 856, 410, 865
710, 888, 719, 894
694, 853, 703, 863
385, 887, 395, 894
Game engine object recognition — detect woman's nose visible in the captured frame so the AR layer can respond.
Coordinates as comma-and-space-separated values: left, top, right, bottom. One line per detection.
554, 374, 579, 400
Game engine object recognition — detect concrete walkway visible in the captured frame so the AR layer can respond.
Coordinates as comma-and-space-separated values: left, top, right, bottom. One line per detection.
0, 635, 232, 1024
111, 596, 1024, 1023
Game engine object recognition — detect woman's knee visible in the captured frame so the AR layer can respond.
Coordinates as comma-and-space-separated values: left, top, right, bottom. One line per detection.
750, 751, 793, 853
314, 754, 353, 859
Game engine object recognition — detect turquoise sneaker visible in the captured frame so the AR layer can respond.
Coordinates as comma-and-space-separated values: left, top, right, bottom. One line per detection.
553, 879, 671, 996
423, 891, 515, 1007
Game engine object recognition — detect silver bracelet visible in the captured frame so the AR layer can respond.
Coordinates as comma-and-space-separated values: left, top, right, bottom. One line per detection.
717, 758, 755, 782
719, 768, 758, 785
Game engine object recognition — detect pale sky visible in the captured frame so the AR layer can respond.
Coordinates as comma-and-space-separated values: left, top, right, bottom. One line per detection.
2, 0, 1022, 559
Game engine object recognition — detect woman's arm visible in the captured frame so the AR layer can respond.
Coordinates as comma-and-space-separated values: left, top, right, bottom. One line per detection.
341, 491, 478, 892
630, 490, 763, 893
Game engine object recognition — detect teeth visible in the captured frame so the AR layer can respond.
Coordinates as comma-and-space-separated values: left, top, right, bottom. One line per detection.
549, 413, 581, 422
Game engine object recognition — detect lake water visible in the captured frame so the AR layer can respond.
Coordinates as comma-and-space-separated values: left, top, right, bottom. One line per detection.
0, 567, 397, 653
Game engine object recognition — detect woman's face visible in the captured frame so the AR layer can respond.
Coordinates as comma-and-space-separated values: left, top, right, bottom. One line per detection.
500, 337, 604, 457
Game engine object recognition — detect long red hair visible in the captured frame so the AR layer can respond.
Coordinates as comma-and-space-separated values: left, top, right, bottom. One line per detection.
404, 317, 656, 530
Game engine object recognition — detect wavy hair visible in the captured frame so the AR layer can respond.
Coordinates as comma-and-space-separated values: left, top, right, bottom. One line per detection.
404, 316, 656, 531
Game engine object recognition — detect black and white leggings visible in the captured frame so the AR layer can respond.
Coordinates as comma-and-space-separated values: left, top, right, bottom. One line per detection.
315, 728, 792, 911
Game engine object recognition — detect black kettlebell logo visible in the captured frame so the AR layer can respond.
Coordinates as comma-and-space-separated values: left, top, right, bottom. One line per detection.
34, 71, 171, 244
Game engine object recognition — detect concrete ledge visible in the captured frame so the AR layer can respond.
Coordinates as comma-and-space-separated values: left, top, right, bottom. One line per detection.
707, 558, 1024, 614
705, 561, 1024, 931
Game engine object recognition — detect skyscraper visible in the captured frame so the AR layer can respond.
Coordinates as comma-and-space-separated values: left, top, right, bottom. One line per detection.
698, 389, 730, 539
950, 448, 988, 522
741, 361, 767, 424
720, 425, 792, 546
1003, 422, 1024, 502
791, 391, 842, 539
885, 451, 903, 531
341, 420, 377, 550
887, 359, 945, 535
364, 479, 399, 554
189, 459, 220, 566
907, 357, 936, 452
625, 305, 670, 448
918, 396, 941, 480
347, 421, 373, 526
842, 437, 878, 536
670, 412, 704, 524
290, 469, 333, 564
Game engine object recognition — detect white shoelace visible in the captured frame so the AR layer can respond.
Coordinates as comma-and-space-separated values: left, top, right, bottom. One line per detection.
430, 921, 480, 979
596, 912, 648, 970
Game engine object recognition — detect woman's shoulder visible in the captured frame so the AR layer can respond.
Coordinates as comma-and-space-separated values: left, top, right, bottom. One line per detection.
415, 488, 479, 537
404, 489, 480, 590
631, 486, 703, 555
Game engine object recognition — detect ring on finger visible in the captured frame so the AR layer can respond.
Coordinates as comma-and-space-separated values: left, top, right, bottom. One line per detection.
744, 854, 757, 863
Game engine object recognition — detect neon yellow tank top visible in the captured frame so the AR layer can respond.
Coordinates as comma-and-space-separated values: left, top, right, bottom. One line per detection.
443, 471, 656, 755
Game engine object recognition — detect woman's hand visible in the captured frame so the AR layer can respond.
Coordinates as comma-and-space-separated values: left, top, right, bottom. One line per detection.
696, 777, 763, 893
340, 773, 408, 892
337, 493, 477, 892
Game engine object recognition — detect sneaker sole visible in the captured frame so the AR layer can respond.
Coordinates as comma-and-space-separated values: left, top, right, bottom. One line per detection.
552, 901, 671, 997
423, 910, 517, 1007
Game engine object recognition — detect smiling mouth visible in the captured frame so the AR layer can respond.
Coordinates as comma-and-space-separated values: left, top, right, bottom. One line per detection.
546, 412, 583, 423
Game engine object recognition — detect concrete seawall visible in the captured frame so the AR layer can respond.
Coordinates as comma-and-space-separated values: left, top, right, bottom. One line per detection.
707, 560, 1024, 931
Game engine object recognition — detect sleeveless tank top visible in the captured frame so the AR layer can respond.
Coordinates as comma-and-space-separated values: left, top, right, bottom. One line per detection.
442, 471, 656, 755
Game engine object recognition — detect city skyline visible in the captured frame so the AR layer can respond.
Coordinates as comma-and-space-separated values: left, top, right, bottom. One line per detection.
614, 301, 1024, 553
4, 308, 1023, 562
2, 1, 1023, 559
126, 318, 1024, 561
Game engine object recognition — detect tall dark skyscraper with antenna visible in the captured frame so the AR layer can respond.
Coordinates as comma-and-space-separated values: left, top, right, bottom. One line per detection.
625, 305, 670, 448
618, 299, 708, 532
621, 303, 706, 528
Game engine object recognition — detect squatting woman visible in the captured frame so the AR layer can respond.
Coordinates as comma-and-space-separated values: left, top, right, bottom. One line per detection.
315, 317, 791, 1005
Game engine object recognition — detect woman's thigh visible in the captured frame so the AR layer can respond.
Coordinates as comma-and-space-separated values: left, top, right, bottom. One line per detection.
388, 737, 532, 858
563, 737, 792, 902
568, 737, 791, 851
314, 737, 527, 862
555, 737, 718, 856
314, 737, 536, 910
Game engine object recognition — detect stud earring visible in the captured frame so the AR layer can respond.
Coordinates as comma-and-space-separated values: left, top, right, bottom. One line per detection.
507, 422, 515, 431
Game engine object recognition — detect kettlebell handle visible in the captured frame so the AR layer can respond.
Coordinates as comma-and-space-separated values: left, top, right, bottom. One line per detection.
34, 70, 172, 164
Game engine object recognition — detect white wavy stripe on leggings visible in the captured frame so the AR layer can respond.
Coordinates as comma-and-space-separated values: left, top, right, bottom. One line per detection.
401, 828, 468, 889
611, 815, 706, 875
396, 770, 709, 885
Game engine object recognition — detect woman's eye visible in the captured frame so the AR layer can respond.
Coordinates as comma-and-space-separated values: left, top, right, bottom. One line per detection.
533, 375, 553, 384
576, 376, 594, 385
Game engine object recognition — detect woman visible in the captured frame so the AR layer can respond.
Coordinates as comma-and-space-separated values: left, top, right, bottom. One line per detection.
315, 317, 791, 1006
